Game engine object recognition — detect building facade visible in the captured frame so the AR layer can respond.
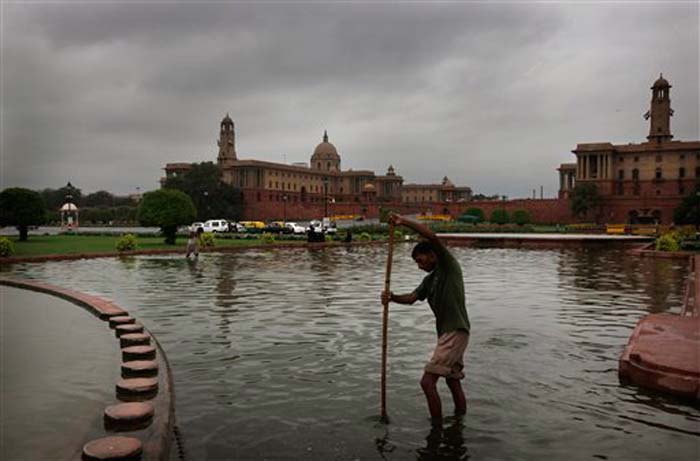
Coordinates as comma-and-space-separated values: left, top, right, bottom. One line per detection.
163, 115, 471, 220
558, 75, 700, 224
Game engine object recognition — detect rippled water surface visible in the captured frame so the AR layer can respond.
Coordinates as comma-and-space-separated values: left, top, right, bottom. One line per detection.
5, 246, 700, 460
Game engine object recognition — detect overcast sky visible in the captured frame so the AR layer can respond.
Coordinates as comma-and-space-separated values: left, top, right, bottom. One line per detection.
2, 1, 698, 198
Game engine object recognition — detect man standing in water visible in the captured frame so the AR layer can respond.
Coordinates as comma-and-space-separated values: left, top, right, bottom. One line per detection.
381, 213, 470, 423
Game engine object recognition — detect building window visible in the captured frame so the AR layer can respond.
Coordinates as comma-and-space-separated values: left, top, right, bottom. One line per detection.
656, 155, 662, 162
632, 169, 639, 181
680, 154, 685, 161
696, 167, 700, 178
616, 183, 624, 195
655, 168, 662, 180
633, 183, 640, 195
679, 167, 686, 178
656, 189, 661, 195
634, 156, 639, 162
679, 184, 685, 195
618, 170, 624, 180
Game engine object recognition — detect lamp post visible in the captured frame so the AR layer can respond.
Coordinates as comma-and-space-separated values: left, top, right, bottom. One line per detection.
323, 177, 329, 218
695, 189, 700, 235
283, 194, 288, 223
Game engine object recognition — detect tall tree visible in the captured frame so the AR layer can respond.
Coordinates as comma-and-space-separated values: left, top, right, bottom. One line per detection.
570, 183, 601, 220
163, 162, 243, 221
0, 188, 47, 241
40, 183, 83, 210
673, 186, 700, 225
137, 189, 196, 244
84, 190, 115, 207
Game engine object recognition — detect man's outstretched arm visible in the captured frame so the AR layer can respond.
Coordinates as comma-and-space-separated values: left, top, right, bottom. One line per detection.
388, 214, 445, 251
381, 290, 418, 305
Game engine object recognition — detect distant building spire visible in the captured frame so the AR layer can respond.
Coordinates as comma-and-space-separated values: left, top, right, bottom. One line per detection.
323, 130, 328, 143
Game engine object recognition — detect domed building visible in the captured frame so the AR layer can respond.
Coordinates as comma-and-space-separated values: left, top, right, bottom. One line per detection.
163, 117, 472, 220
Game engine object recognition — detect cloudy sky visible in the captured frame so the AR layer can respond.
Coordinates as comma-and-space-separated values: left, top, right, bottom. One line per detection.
2, 1, 698, 197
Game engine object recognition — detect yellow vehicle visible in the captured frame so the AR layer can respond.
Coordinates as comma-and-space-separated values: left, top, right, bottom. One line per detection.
240, 221, 265, 230
417, 214, 453, 222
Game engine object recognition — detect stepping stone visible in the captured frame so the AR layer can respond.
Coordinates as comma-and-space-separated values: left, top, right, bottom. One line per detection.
116, 377, 158, 399
121, 360, 158, 378
109, 316, 135, 328
104, 402, 154, 428
82, 436, 142, 460
120, 333, 150, 348
114, 323, 143, 337
122, 345, 156, 361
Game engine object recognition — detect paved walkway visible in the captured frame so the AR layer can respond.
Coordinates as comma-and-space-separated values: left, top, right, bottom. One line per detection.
438, 233, 653, 241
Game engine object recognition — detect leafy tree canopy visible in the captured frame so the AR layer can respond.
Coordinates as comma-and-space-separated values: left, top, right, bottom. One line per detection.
462, 207, 485, 222
137, 189, 196, 244
0, 188, 47, 241
673, 186, 700, 225
490, 209, 509, 224
40, 183, 83, 210
84, 190, 115, 207
570, 183, 601, 219
163, 162, 243, 221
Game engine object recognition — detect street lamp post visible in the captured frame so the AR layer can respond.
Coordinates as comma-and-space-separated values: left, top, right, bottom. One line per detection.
323, 177, 329, 218
283, 195, 288, 223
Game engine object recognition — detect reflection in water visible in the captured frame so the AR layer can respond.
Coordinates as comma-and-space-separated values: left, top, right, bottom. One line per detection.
6, 247, 699, 460
416, 417, 469, 461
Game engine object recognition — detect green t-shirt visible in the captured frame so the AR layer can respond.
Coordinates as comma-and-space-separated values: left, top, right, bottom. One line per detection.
413, 244, 470, 336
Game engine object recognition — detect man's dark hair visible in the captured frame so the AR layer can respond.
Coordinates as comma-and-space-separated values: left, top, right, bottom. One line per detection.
412, 240, 435, 259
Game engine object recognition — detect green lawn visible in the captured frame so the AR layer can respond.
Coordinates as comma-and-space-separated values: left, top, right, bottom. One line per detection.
5, 234, 290, 257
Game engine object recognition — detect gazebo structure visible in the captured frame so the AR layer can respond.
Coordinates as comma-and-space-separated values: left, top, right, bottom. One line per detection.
60, 202, 79, 230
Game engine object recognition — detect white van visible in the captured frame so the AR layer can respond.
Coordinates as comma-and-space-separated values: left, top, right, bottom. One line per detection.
202, 219, 229, 233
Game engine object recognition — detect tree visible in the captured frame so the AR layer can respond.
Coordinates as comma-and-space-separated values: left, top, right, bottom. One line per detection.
490, 209, 509, 225
84, 190, 115, 207
0, 188, 47, 241
137, 189, 196, 244
673, 186, 700, 225
512, 209, 532, 226
163, 162, 243, 221
570, 183, 601, 220
40, 183, 83, 210
462, 207, 485, 222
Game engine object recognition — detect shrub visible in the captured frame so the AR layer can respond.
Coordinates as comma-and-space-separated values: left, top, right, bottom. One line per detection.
512, 210, 532, 226
358, 232, 372, 241
200, 232, 216, 248
462, 208, 485, 222
0, 237, 14, 257
490, 209, 509, 225
261, 233, 275, 244
655, 232, 680, 252
115, 234, 138, 252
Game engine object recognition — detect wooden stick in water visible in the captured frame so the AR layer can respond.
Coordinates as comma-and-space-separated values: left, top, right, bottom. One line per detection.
381, 222, 395, 422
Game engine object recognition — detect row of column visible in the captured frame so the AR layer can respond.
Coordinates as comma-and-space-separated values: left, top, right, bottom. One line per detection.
559, 171, 576, 191
577, 153, 613, 180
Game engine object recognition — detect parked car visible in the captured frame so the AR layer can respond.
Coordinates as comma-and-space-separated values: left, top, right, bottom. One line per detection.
189, 222, 205, 233
284, 222, 306, 234
240, 221, 266, 233
228, 222, 245, 232
263, 221, 292, 234
323, 219, 338, 235
202, 219, 229, 233
307, 220, 323, 233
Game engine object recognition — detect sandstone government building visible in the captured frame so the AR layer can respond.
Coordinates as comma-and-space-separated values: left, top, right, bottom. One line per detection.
164, 75, 699, 224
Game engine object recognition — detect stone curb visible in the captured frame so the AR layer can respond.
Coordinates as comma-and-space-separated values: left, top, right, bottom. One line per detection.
0, 278, 174, 461
0, 240, 384, 265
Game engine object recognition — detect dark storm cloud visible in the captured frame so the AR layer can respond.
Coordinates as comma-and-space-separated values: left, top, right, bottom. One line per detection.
2, 2, 698, 197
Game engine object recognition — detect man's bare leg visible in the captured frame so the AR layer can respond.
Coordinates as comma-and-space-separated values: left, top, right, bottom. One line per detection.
420, 372, 442, 422
446, 378, 466, 415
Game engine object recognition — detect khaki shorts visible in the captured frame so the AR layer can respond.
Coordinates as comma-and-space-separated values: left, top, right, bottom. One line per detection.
424, 330, 470, 379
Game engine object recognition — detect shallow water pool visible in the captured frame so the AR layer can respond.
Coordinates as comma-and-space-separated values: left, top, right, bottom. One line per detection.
5, 245, 699, 460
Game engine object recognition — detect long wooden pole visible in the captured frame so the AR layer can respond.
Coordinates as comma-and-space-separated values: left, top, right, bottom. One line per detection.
381, 222, 395, 422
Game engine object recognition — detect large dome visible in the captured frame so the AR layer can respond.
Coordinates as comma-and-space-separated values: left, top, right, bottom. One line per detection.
312, 130, 339, 158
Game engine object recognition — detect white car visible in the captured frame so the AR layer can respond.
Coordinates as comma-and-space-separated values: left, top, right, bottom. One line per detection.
285, 222, 306, 234
189, 222, 205, 233
307, 220, 323, 233
202, 219, 229, 233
